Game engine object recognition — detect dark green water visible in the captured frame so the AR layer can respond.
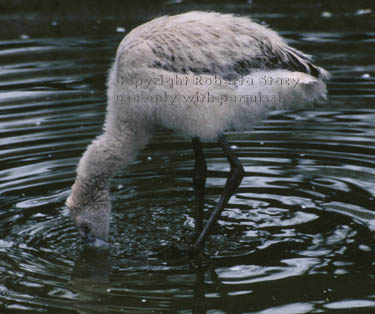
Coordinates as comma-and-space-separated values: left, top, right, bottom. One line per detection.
0, 0, 374, 313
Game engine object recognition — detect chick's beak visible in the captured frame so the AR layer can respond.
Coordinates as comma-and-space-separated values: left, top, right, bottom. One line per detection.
79, 221, 109, 249
84, 234, 109, 248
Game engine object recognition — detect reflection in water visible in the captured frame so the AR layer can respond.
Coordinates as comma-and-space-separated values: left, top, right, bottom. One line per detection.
0, 0, 375, 312
70, 248, 214, 314
69, 249, 111, 314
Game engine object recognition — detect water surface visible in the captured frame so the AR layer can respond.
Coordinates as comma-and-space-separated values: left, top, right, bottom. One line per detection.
0, 1, 374, 313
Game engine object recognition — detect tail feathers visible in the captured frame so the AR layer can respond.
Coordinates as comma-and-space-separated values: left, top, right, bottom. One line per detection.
297, 73, 328, 101
285, 47, 330, 81
231, 70, 328, 130
236, 70, 327, 108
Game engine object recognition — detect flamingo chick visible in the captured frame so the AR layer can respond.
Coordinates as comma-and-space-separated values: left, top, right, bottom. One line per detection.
66, 11, 329, 249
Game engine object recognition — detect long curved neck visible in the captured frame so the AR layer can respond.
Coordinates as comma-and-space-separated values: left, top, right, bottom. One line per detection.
70, 126, 148, 206
76, 134, 134, 191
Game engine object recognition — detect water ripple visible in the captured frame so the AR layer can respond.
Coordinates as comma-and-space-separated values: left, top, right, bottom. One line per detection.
0, 4, 374, 313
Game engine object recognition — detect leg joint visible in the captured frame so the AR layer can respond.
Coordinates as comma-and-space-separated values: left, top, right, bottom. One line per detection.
226, 162, 244, 195
234, 162, 245, 180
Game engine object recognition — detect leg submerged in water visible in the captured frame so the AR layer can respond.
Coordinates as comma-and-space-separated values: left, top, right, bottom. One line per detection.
193, 135, 245, 250
192, 137, 207, 240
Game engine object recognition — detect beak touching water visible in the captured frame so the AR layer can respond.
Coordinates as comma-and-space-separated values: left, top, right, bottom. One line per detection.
83, 232, 109, 248
78, 221, 109, 249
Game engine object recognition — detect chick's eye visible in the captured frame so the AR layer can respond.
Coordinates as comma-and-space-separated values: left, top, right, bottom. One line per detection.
83, 223, 90, 232
78, 222, 91, 234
